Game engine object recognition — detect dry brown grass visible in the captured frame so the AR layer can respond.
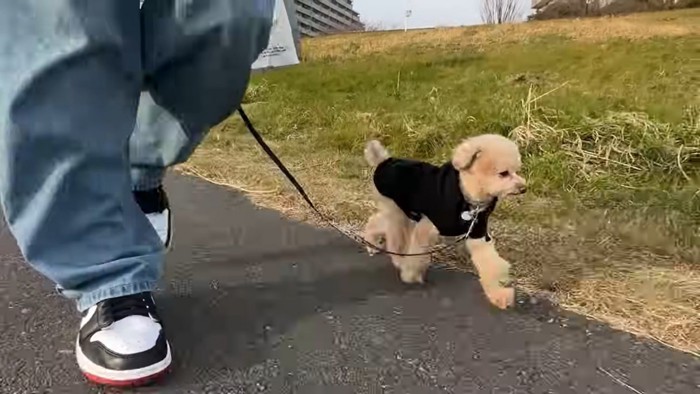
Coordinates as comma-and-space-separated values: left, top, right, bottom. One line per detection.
511, 86, 700, 251
179, 8, 700, 356
304, 11, 700, 61
178, 132, 700, 356
488, 219, 700, 356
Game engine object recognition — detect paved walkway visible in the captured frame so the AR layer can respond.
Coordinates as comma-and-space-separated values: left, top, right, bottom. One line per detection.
1, 174, 698, 393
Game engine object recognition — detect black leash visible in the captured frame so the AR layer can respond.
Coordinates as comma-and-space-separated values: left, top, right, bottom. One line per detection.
236, 107, 472, 257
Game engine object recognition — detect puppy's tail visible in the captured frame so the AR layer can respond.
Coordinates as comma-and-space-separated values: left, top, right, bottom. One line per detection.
364, 140, 390, 167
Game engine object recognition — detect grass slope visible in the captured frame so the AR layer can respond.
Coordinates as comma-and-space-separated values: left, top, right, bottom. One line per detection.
181, 9, 700, 354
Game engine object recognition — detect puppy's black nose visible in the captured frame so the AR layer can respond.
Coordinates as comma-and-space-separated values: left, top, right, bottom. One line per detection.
518, 185, 527, 194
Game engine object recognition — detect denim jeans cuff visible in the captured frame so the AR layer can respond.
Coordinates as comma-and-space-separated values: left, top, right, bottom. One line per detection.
73, 281, 159, 312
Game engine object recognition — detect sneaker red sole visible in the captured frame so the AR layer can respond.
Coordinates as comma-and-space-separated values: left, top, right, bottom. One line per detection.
83, 367, 170, 388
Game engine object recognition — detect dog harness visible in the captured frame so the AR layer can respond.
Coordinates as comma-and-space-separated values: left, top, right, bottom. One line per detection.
373, 158, 497, 239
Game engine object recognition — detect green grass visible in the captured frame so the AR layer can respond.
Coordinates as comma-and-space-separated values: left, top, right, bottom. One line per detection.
183, 10, 700, 353
236, 34, 699, 248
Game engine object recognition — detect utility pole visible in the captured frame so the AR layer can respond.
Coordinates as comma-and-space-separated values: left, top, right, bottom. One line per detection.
404, 0, 412, 32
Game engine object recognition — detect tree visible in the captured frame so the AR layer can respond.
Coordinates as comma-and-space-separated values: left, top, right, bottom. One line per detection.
480, 0, 523, 24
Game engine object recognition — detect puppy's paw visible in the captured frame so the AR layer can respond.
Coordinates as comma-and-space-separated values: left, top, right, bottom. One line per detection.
364, 237, 385, 256
485, 287, 515, 310
399, 268, 425, 285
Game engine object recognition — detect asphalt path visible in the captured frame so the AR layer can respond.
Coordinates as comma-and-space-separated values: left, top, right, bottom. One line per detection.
1, 174, 698, 393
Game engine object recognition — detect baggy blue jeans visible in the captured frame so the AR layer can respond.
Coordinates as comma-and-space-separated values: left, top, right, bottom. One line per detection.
0, 0, 274, 311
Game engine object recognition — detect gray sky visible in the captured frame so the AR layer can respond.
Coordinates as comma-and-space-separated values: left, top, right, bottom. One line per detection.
354, 0, 533, 30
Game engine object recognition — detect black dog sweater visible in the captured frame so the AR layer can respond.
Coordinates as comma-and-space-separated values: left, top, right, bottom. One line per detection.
373, 158, 497, 239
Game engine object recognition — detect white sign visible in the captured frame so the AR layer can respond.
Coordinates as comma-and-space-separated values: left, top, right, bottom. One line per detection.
252, 0, 300, 70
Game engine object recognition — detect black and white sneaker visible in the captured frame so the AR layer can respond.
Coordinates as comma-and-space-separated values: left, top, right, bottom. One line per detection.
133, 186, 173, 249
76, 292, 171, 387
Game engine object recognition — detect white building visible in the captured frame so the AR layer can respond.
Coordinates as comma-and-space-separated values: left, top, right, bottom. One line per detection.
293, 0, 364, 37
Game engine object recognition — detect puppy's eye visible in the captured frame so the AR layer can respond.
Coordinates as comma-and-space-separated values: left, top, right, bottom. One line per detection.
498, 171, 510, 177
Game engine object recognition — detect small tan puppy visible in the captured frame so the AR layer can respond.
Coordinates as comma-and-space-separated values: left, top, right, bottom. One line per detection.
363, 134, 526, 309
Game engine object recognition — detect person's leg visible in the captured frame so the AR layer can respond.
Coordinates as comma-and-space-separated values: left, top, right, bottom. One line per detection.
0, 0, 161, 317
133, 0, 275, 181
127, 0, 274, 249
128, 93, 183, 249
129, 93, 200, 193
0, 0, 170, 386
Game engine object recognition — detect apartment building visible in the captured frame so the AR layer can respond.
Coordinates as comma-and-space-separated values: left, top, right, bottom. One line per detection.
293, 0, 364, 37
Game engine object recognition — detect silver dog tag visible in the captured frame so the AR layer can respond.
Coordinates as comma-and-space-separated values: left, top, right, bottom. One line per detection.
460, 211, 473, 221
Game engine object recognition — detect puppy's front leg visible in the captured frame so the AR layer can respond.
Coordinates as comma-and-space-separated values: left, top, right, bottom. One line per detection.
465, 237, 514, 309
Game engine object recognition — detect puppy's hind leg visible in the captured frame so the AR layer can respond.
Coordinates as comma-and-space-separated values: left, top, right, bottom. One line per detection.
384, 220, 410, 270
363, 212, 386, 256
398, 217, 439, 284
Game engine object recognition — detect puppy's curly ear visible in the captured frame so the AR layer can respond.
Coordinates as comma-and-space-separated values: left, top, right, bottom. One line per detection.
452, 140, 481, 170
